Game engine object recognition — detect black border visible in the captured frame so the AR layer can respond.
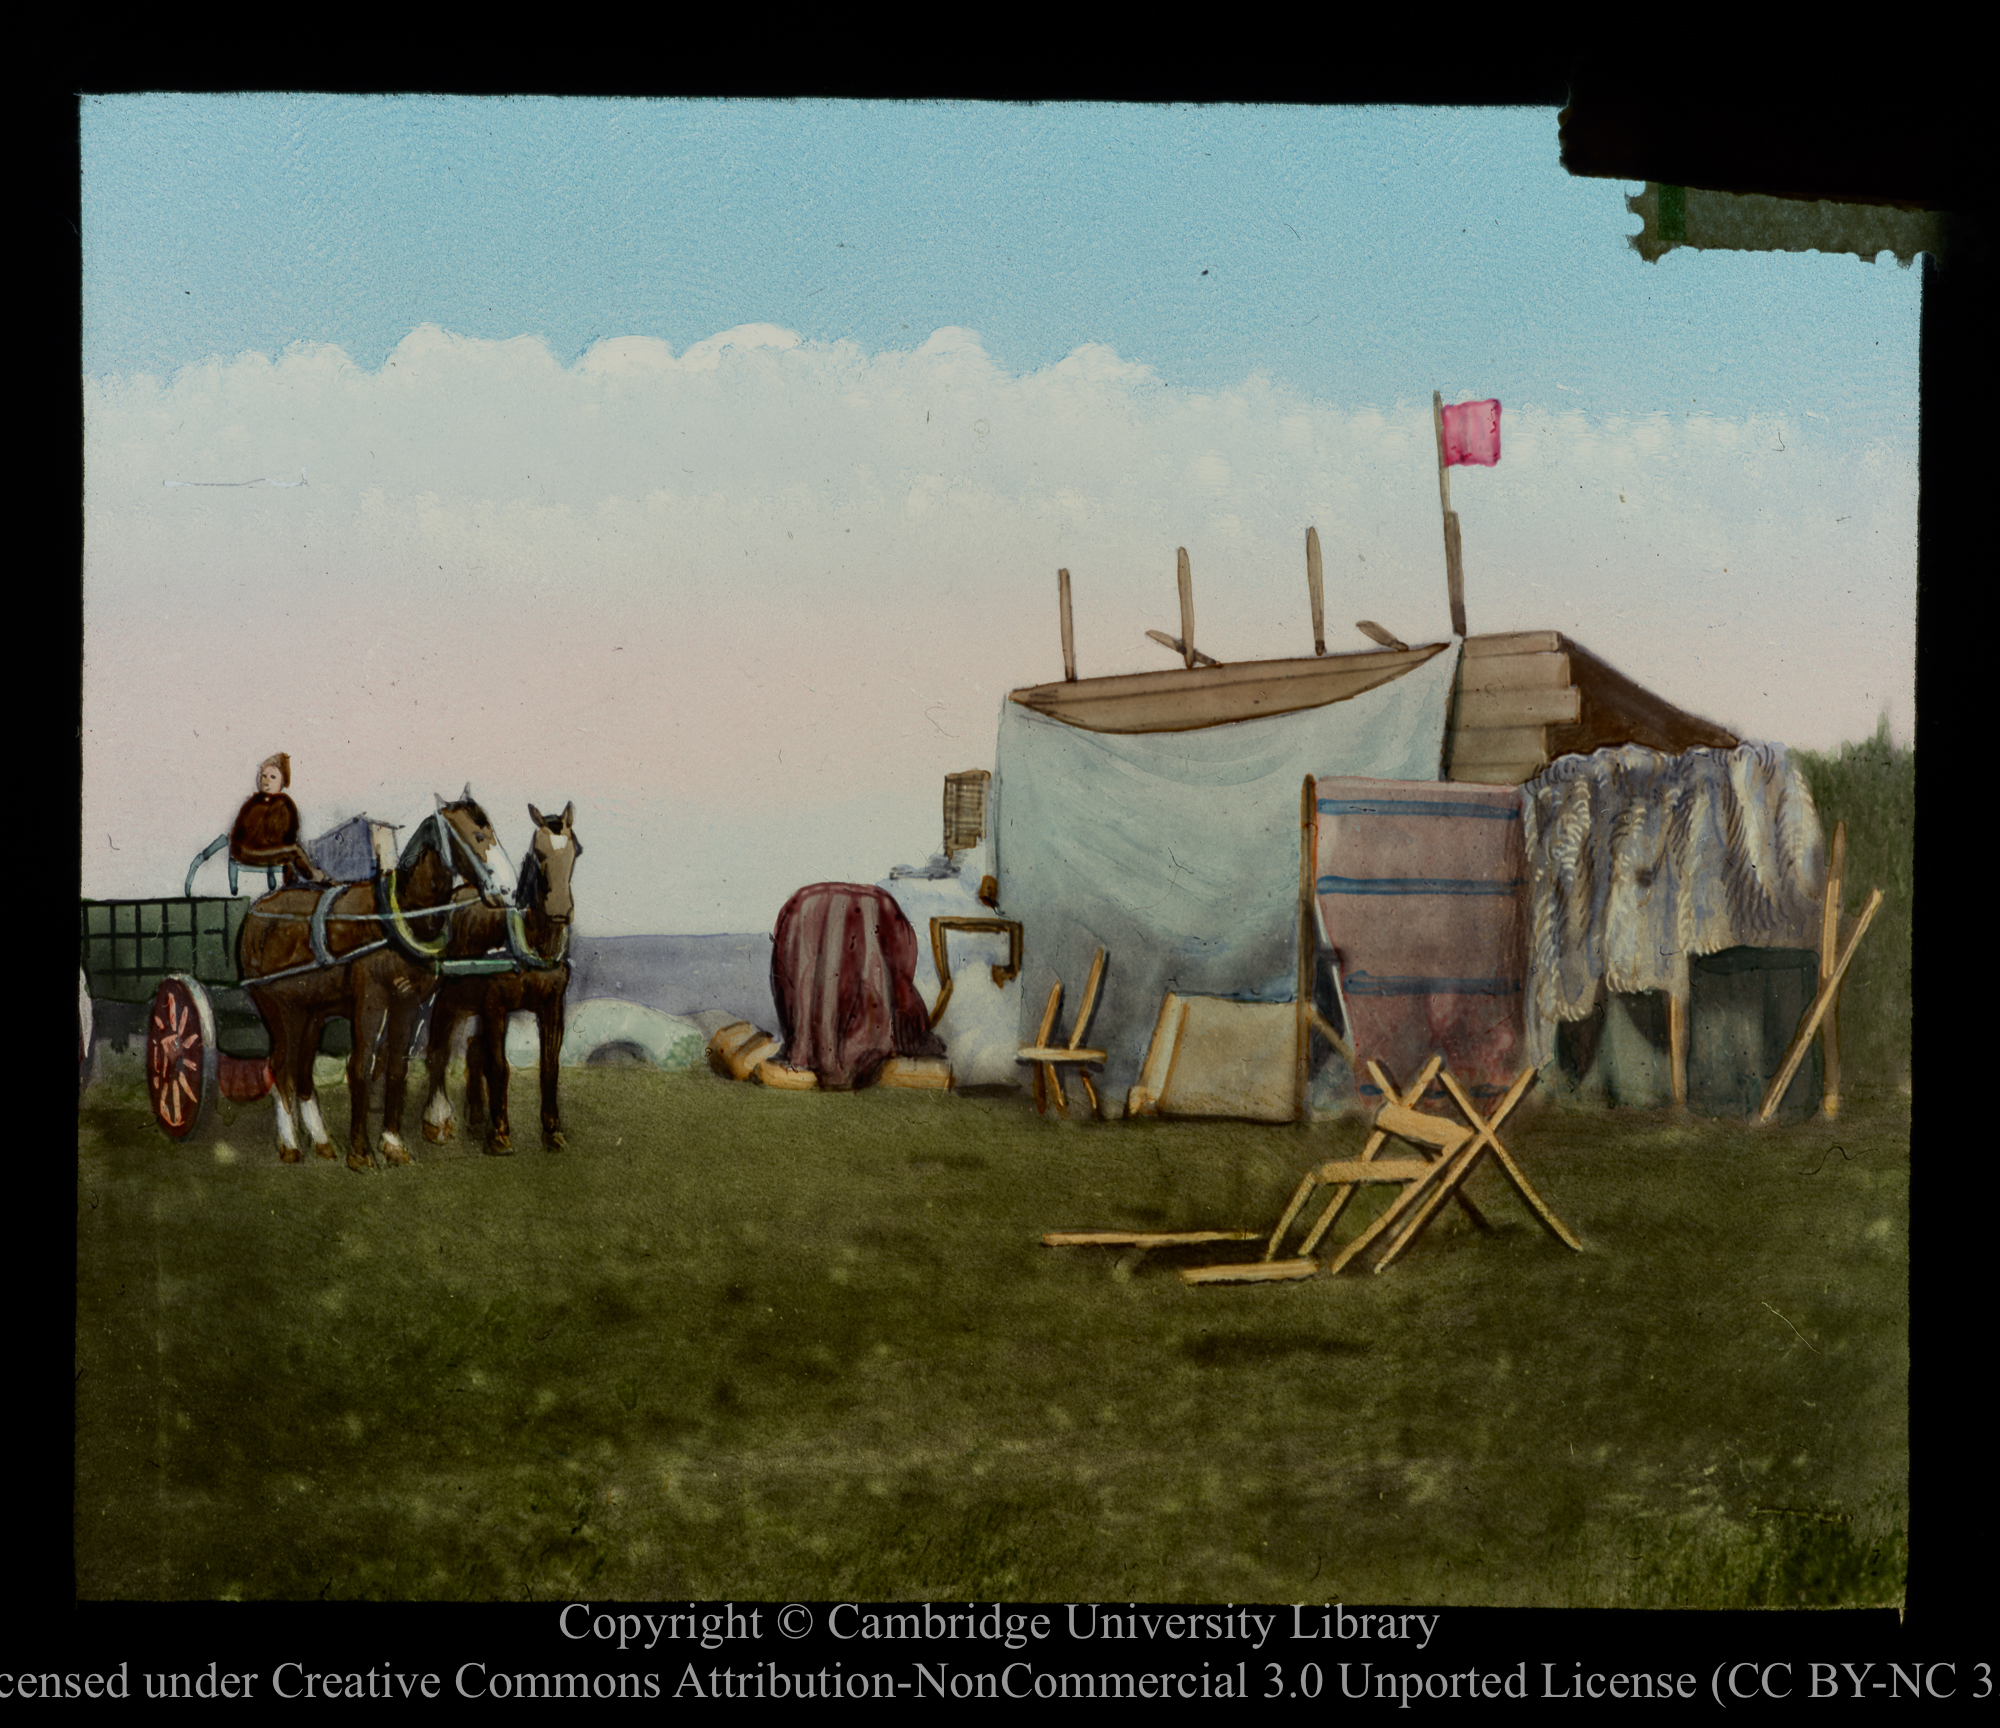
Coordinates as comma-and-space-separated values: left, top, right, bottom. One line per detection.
48, 41, 1972, 1688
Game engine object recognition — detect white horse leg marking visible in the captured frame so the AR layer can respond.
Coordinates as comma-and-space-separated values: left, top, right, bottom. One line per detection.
273, 1093, 299, 1153
300, 1094, 330, 1150
425, 1087, 454, 1128
380, 1130, 406, 1157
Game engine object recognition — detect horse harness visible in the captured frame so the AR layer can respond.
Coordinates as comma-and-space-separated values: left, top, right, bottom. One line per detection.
242, 807, 568, 986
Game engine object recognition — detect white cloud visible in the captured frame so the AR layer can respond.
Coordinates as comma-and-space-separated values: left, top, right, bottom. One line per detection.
84, 328, 1916, 931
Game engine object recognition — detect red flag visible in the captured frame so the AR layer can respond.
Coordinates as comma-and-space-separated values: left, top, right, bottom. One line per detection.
1441, 398, 1502, 467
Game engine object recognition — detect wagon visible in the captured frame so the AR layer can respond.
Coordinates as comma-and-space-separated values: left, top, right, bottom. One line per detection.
78, 866, 276, 1141
80, 812, 549, 1145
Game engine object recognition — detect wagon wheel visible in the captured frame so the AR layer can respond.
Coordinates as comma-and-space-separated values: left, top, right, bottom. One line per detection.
147, 973, 218, 1141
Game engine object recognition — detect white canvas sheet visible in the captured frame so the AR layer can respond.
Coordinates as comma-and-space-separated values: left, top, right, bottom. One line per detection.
993, 643, 1462, 1111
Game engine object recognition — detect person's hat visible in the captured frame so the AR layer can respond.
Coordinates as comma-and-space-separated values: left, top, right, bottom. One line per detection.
259, 752, 291, 788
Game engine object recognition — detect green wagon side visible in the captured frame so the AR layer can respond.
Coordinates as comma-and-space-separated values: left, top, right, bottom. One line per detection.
80, 893, 281, 1140
79, 894, 251, 1003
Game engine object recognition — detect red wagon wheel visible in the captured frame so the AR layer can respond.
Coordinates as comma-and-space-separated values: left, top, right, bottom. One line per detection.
147, 973, 218, 1141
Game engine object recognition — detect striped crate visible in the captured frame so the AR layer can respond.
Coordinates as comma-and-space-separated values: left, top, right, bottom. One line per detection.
1313, 778, 1528, 1109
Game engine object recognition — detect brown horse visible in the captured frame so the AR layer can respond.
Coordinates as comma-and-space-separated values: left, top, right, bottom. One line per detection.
422, 803, 581, 1154
238, 791, 512, 1172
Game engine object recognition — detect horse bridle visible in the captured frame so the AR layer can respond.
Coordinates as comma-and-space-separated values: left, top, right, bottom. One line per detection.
503, 830, 575, 970
382, 803, 508, 961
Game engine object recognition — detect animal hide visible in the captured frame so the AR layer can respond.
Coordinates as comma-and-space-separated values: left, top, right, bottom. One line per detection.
771, 884, 947, 1090
1520, 743, 1827, 1068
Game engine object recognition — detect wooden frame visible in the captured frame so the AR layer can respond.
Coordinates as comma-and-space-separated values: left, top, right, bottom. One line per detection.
1177, 1060, 1577, 1286
1020, 947, 1108, 1118
1754, 886, 1883, 1125
927, 915, 1024, 1028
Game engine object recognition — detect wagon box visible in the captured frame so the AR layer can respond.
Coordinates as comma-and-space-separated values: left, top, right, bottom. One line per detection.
79, 896, 249, 1005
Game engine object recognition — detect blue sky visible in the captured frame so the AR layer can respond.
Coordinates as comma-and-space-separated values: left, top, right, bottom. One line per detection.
81, 97, 1920, 933
84, 96, 1917, 425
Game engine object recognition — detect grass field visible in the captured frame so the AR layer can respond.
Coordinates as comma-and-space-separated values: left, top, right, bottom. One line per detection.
75, 1057, 1908, 1607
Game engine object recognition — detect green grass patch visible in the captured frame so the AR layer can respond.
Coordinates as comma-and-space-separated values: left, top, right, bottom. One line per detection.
76, 1064, 1907, 1605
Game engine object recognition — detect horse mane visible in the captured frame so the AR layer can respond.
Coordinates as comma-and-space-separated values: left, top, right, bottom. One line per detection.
397, 815, 442, 875
516, 843, 544, 910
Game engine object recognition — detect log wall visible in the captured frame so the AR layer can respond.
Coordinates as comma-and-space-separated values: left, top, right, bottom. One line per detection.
1444, 632, 1738, 785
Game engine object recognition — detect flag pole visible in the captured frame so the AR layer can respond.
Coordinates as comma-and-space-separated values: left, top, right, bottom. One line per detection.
1432, 390, 1468, 637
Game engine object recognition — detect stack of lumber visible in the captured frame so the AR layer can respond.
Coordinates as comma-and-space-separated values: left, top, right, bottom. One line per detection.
1445, 631, 1739, 785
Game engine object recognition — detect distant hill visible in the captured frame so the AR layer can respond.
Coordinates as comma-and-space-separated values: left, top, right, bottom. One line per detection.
566, 933, 776, 1029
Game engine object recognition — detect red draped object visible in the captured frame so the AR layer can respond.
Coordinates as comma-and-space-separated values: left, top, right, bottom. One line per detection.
771, 883, 947, 1090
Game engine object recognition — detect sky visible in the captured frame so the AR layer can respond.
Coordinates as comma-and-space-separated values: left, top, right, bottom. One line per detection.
81, 97, 1921, 935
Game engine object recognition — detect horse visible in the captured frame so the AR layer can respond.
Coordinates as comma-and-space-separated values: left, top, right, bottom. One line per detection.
422, 802, 581, 1154
238, 790, 513, 1172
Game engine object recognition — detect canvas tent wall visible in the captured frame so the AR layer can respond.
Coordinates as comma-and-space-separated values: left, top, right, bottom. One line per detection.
992, 640, 1463, 1114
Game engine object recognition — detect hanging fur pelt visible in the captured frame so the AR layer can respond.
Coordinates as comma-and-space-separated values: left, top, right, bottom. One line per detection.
1520, 742, 1827, 1069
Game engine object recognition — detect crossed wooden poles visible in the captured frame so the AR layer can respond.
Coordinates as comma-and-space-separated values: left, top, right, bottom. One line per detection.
1179, 1059, 1578, 1284
1044, 1054, 1580, 1280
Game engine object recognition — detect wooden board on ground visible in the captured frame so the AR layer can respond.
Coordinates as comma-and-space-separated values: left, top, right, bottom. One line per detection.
1180, 1258, 1319, 1285
1043, 1230, 1259, 1248
1125, 993, 1298, 1122
709, 1021, 781, 1081
757, 1059, 818, 1090
877, 1056, 953, 1089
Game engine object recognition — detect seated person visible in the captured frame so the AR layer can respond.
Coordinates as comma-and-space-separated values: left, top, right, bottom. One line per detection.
231, 753, 329, 886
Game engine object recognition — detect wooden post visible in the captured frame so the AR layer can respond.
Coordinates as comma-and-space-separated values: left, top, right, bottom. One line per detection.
1820, 820, 1847, 1118
1176, 547, 1196, 669
1432, 391, 1469, 637
1306, 526, 1326, 656
1755, 888, 1883, 1125
1297, 775, 1316, 1121
1668, 990, 1688, 1108
1058, 567, 1077, 682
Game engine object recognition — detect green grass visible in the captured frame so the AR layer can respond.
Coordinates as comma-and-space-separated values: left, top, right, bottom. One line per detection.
76, 1060, 1907, 1606
1790, 718, 1914, 1097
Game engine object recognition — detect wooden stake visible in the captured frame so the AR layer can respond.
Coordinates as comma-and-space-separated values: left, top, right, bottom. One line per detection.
1144, 629, 1221, 668
1820, 820, 1846, 1118
1031, 981, 1062, 1116
1308, 1005, 1352, 1062
1444, 514, 1467, 637
1668, 990, 1688, 1108
1755, 887, 1883, 1124
1176, 547, 1196, 669
1306, 526, 1326, 656
1058, 567, 1077, 682
1432, 392, 1469, 637
1357, 620, 1410, 651
1297, 774, 1316, 1121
